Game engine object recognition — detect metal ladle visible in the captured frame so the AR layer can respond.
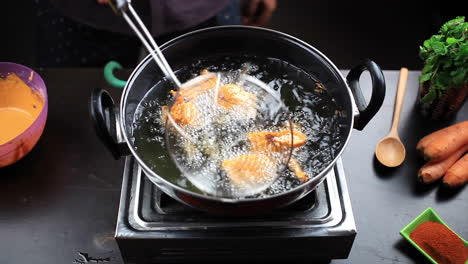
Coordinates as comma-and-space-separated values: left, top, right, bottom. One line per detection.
111, 0, 295, 197
110, 0, 181, 87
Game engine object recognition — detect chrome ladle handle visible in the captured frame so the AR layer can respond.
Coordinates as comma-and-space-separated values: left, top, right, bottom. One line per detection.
113, 0, 182, 88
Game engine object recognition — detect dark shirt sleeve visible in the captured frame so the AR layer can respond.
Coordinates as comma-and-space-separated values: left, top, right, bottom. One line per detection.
51, 0, 231, 36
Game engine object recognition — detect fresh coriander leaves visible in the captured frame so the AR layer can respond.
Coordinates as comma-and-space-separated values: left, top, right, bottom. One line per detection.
419, 16, 467, 104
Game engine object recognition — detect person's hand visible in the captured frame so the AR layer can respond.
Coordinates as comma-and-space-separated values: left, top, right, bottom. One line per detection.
242, 0, 277, 27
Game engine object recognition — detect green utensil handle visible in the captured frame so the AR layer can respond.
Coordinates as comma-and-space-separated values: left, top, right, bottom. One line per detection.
104, 61, 126, 89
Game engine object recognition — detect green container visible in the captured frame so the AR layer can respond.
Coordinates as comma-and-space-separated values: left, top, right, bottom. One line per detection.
400, 207, 468, 264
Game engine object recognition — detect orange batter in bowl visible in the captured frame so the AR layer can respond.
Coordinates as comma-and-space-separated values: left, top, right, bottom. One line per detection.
0, 74, 44, 145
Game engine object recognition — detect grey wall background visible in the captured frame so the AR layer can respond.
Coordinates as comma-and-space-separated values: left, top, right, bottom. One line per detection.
0, 0, 463, 69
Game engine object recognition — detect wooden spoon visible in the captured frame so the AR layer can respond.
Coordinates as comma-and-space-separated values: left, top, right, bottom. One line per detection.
375, 68, 409, 167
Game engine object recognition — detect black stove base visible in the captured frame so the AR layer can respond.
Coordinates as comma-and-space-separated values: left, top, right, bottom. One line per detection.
116, 157, 356, 264
117, 238, 352, 264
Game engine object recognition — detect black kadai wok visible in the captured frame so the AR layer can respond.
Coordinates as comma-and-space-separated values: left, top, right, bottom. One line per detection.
91, 26, 385, 215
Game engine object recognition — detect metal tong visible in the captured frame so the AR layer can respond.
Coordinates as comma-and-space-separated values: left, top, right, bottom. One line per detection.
110, 0, 181, 87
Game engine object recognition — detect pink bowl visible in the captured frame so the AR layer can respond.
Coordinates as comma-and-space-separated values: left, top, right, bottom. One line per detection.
0, 62, 48, 168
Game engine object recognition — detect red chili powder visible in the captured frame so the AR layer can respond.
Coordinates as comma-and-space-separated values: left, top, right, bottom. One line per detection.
410, 221, 468, 264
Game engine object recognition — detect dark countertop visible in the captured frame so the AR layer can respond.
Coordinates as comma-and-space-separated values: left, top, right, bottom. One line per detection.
0, 68, 467, 264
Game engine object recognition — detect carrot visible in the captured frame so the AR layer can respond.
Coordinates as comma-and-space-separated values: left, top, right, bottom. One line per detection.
422, 121, 468, 161
416, 121, 468, 155
418, 145, 468, 184
443, 153, 468, 188
416, 129, 448, 154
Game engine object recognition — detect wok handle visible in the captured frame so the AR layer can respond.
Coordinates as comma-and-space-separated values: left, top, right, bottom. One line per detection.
90, 87, 129, 159
346, 59, 386, 130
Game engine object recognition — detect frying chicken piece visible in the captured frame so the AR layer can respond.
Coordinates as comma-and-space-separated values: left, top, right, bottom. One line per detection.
222, 153, 277, 188
217, 84, 256, 110
173, 71, 218, 104
248, 129, 307, 152
247, 128, 309, 181
164, 101, 199, 126
271, 129, 307, 148
200, 69, 211, 75
288, 158, 309, 182
162, 70, 217, 126
248, 131, 284, 152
